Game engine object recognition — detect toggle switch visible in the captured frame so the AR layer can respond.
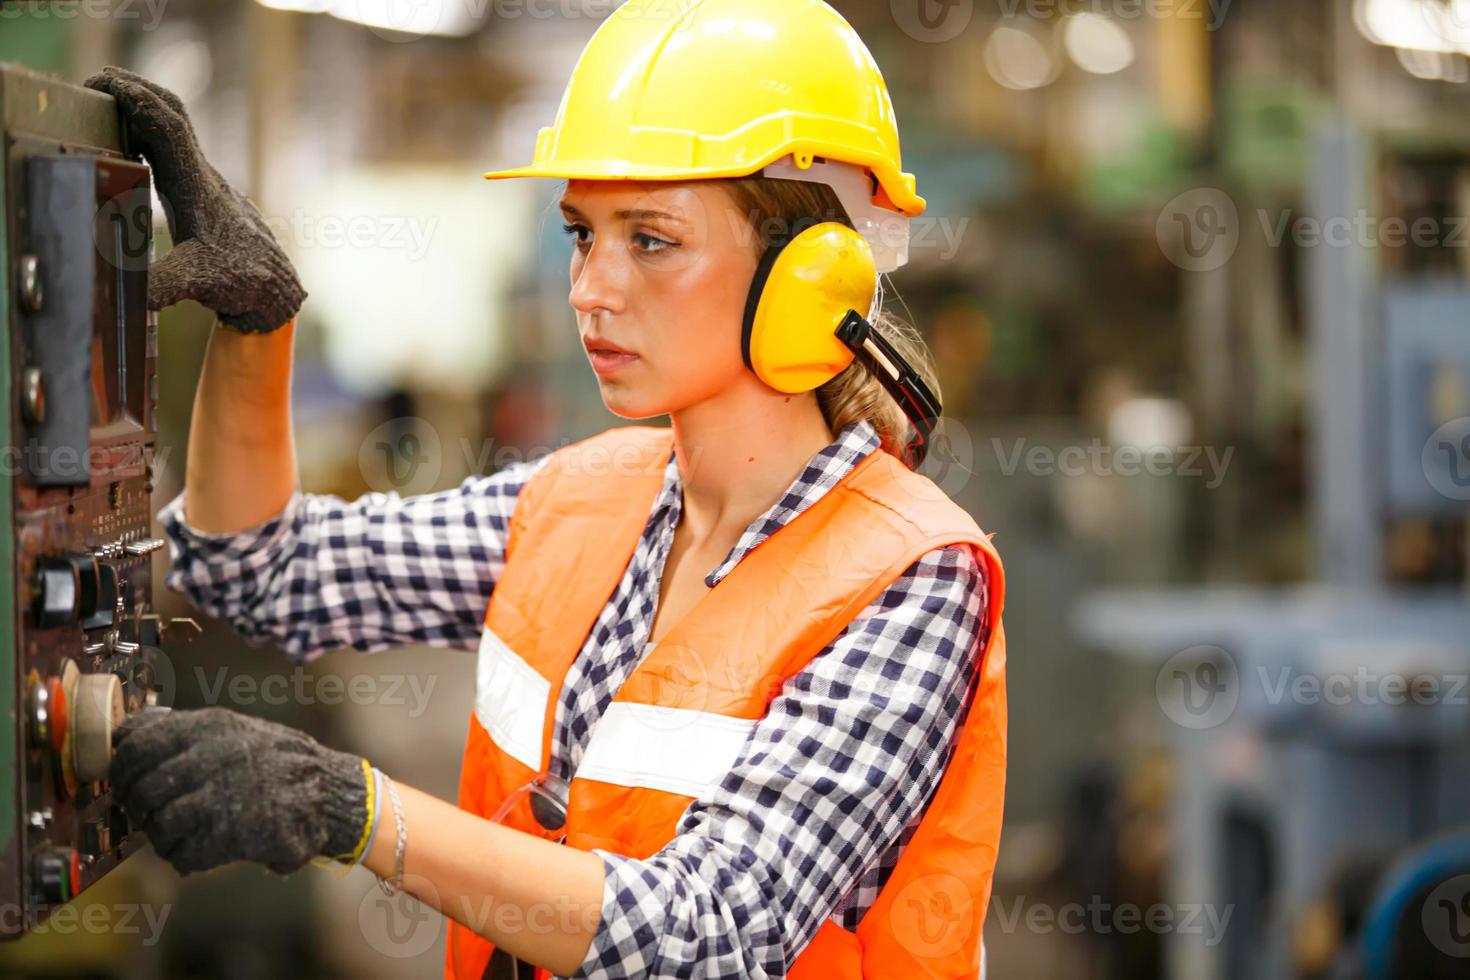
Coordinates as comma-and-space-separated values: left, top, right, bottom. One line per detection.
123, 538, 165, 557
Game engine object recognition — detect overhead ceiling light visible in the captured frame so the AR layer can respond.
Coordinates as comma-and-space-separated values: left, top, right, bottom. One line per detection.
1396, 45, 1470, 80
984, 23, 1060, 91
255, 0, 480, 38
257, 0, 332, 12
1354, 0, 1470, 54
1062, 13, 1135, 75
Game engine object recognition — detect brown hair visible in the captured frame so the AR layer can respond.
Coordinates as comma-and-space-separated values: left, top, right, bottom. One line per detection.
719, 175, 940, 466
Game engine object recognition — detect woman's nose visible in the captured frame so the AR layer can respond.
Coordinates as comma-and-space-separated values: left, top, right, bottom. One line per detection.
569, 238, 627, 316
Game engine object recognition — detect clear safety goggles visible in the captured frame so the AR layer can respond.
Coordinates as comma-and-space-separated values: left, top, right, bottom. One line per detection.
489, 771, 570, 840
486, 772, 571, 980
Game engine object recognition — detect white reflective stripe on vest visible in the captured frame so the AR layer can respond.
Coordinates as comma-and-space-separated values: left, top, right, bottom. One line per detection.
473, 628, 548, 773
576, 703, 757, 798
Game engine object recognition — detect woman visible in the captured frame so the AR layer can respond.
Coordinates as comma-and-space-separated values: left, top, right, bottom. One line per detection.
92, 1, 1008, 977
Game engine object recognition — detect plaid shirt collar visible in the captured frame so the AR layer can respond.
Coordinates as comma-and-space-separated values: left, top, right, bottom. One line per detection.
650, 419, 883, 589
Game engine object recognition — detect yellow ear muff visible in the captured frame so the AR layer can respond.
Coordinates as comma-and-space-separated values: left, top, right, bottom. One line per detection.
741, 222, 878, 394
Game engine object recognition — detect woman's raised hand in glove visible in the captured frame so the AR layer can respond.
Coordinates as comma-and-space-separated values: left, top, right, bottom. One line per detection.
83, 66, 306, 334
108, 706, 374, 876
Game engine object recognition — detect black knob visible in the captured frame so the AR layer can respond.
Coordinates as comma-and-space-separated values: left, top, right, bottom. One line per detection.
80, 562, 116, 630
30, 849, 71, 905
109, 804, 130, 841
81, 820, 109, 857
138, 614, 161, 648
35, 555, 100, 627
36, 563, 77, 627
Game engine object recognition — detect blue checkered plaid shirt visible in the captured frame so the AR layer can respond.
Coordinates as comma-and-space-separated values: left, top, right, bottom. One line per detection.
158, 418, 990, 978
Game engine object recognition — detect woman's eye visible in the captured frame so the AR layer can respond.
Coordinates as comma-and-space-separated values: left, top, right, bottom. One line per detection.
561, 222, 676, 256
561, 222, 591, 251
634, 231, 678, 254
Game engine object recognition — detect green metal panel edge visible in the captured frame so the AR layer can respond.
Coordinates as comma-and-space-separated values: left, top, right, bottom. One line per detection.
0, 65, 20, 860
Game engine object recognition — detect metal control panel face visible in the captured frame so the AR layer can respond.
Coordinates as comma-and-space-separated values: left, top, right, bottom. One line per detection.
1, 62, 184, 937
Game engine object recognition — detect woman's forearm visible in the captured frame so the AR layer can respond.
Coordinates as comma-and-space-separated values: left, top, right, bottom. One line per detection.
181, 318, 299, 534
362, 779, 605, 975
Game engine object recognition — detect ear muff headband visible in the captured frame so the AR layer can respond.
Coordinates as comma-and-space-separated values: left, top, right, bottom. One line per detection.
746, 224, 940, 470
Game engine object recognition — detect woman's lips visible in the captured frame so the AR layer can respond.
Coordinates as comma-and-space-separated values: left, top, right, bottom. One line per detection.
589, 349, 639, 375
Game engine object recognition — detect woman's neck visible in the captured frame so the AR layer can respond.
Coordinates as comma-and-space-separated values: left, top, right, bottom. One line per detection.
667, 389, 835, 545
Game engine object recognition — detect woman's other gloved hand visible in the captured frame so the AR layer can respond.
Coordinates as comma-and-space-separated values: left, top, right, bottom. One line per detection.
108, 706, 373, 875
83, 66, 307, 334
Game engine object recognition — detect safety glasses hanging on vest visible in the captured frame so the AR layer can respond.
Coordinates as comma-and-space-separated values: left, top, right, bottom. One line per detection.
489, 770, 570, 838
483, 772, 570, 980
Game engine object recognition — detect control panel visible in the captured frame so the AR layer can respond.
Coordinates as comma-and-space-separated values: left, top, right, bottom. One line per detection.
1, 61, 193, 934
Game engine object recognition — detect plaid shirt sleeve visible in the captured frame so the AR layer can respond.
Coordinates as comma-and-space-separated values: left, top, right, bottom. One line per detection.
567, 543, 990, 980
156, 454, 553, 664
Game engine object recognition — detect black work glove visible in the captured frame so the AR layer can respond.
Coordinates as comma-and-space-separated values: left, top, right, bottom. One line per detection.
83, 66, 307, 334
108, 706, 373, 876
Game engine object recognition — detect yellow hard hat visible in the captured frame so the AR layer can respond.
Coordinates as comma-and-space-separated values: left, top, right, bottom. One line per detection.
481, 0, 925, 219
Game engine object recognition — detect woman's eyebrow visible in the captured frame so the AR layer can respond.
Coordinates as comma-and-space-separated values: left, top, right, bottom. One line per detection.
559, 201, 688, 225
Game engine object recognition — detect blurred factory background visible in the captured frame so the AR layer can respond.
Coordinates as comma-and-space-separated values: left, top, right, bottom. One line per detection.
2, 0, 1469, 977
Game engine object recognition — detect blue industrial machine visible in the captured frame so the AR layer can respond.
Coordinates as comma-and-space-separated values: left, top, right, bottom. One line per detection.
1075, 122, 1470, 980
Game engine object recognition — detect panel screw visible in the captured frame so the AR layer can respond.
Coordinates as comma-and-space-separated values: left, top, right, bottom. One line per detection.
21, 366, 44, 425
19, 255, 41, 313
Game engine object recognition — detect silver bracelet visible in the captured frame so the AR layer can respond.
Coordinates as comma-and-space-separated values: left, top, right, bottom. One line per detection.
376, 772, 407, 897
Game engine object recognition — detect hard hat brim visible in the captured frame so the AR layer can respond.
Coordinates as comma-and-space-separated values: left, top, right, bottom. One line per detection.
482, 157, 925, 218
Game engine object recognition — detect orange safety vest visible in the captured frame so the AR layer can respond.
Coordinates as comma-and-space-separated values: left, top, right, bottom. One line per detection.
448, 425, 1008, 979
